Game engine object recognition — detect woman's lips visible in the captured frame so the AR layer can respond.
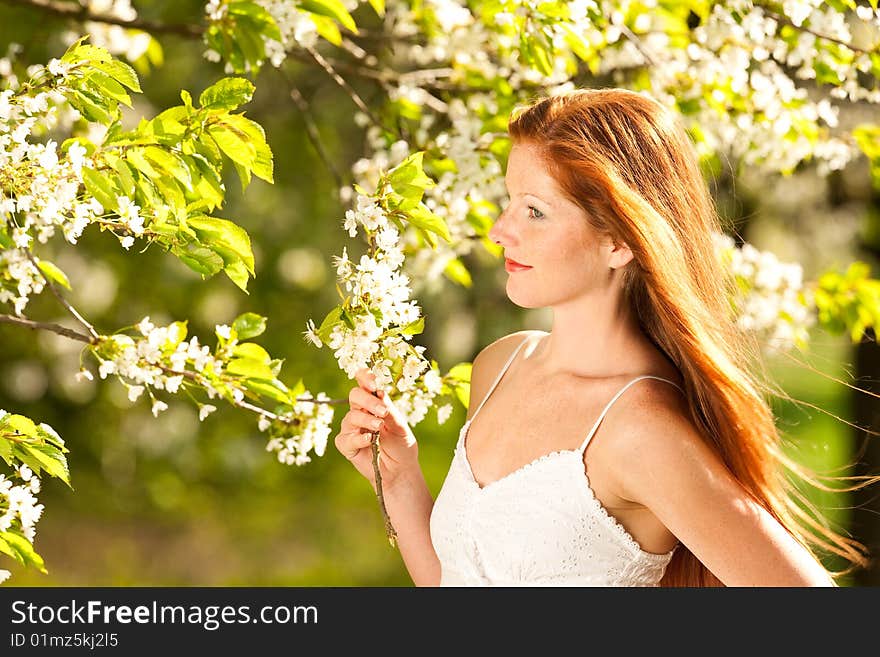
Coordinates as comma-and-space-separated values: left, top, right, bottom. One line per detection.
504, 258, 532, 273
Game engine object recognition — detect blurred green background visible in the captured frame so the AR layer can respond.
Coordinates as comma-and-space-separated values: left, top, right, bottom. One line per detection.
0, 0, 877, 586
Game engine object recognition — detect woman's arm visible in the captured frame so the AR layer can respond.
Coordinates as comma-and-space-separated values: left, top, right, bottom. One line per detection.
381, 469, 441, 587
607, 382, 836, 587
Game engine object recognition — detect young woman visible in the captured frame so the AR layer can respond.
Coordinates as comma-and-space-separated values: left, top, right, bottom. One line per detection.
333, 88, 868, 586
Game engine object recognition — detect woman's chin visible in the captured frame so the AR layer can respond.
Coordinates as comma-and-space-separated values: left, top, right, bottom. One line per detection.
506, 287, 545, 309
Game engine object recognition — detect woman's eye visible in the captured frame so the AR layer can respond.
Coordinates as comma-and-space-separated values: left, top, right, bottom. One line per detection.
528, 206, 544, 220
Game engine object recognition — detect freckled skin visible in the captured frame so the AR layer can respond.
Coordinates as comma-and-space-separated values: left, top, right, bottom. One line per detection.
489, 142, 613, 311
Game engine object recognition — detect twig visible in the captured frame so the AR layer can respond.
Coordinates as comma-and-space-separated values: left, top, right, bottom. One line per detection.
0, 313, 93, 343
282, 73, 344, 190
1, 0, 204, 38
303, 44, 384, 129
371, 431, 397, 547
23, 245, 99, 340
619, 23, 659, 67
757, 4, 875, 55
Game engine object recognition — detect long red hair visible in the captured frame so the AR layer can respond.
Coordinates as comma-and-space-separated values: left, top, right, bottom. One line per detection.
507, 88, 874, 586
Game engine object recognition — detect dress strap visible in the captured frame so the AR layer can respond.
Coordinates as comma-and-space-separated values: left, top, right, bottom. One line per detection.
577, 375, 684, 454
468, 333, 537, 424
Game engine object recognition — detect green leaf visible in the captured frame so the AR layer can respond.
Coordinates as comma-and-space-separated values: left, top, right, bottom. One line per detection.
110, 158, 137, 200
126, 148, 163, 180
443, 257, 472, 288
227, 357, 275, 380
150, 106, 188, 142
243, 378, 291, 405
63, 42, 111, 65
407, 204, 452, 244
20, 443, 71, 486
222, 258, 250, 292
2, 414, 38, 438
289, 378, 306, 399
387, 152, 434, 191
299, 0, 358, 33
35, 423, 65, 450
207, 113, 274, 184
82, 167, 118, 212
153, 175, 186, 210
89, 58, 141, 92
561, 23, 592, 62
453, 381, 470, 409
228, 0, 283, 40
0, 533, 20, 564
0, 435, 12, 465
232, 159, 252, 192
309, 13, 343, 45
37, 260, 72, 290
61, 136, 97, 157
188, 216, 255, 274
403, 316, 424, 336
317, 306, 343, 343
447, 362, 472, 382
82, 69, 131, 107
0, 531, 47, 573
199, 77, 256, 110
68, 89, 115, 124
143, 146, 192, 191
232, 342, 271, 362
176, 244, 225, 277
188, 154, 226, 210
232, 312, 267, 339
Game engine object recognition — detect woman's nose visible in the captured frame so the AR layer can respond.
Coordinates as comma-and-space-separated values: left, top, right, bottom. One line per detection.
489, 207, 515, 247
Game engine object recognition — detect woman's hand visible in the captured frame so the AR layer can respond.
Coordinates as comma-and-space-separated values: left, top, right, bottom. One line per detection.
334, 368, 420, 492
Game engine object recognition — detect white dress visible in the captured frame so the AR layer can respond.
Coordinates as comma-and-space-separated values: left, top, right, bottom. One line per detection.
429, 333, 683, 586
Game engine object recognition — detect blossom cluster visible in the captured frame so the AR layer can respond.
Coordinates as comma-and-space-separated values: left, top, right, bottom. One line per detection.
204, 0, 320, 70
346, 95, 508, 295
351, 0, 879, 261
261, 391, 334, 466
84, 317, 226, 418
307, 191, 451, 426
643, 0, 878, 176
0, 247, 46, 316
0, 459, 43, 536
0, 458, 44, 585
60, 0, 152, 63
714, 232, 815, 353
0, 63, 148, 315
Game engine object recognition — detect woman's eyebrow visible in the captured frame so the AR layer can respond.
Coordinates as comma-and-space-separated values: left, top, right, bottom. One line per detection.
524, 193, 552, 207
504, 182, 553, 207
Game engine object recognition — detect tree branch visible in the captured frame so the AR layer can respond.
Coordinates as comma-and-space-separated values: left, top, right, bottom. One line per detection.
757, 4, 875, 55
303, 44, 384, 129
278, 69, 344, 190
619, 23, 659, 68
22, 245, 99, 340
0, 0, 204, 38
0, 313, 93, 343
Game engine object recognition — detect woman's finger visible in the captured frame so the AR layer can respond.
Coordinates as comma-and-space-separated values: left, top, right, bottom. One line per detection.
334, 428, 374, 460
349, 386, 387, 417
354, 368, 378, 393
346, 409, 385, 432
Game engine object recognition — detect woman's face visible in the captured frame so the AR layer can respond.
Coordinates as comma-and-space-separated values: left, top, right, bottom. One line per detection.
488, 141, 614, 309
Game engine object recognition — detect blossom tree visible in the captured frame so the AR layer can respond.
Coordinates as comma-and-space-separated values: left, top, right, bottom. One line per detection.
1, 0, 880, 582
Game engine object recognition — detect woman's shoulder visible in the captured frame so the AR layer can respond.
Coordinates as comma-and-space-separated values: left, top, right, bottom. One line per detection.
473, 330, 546, 373
467, 330, 546, 418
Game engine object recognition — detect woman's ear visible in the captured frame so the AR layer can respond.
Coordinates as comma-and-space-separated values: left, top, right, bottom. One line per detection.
607, 239, 634, 270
